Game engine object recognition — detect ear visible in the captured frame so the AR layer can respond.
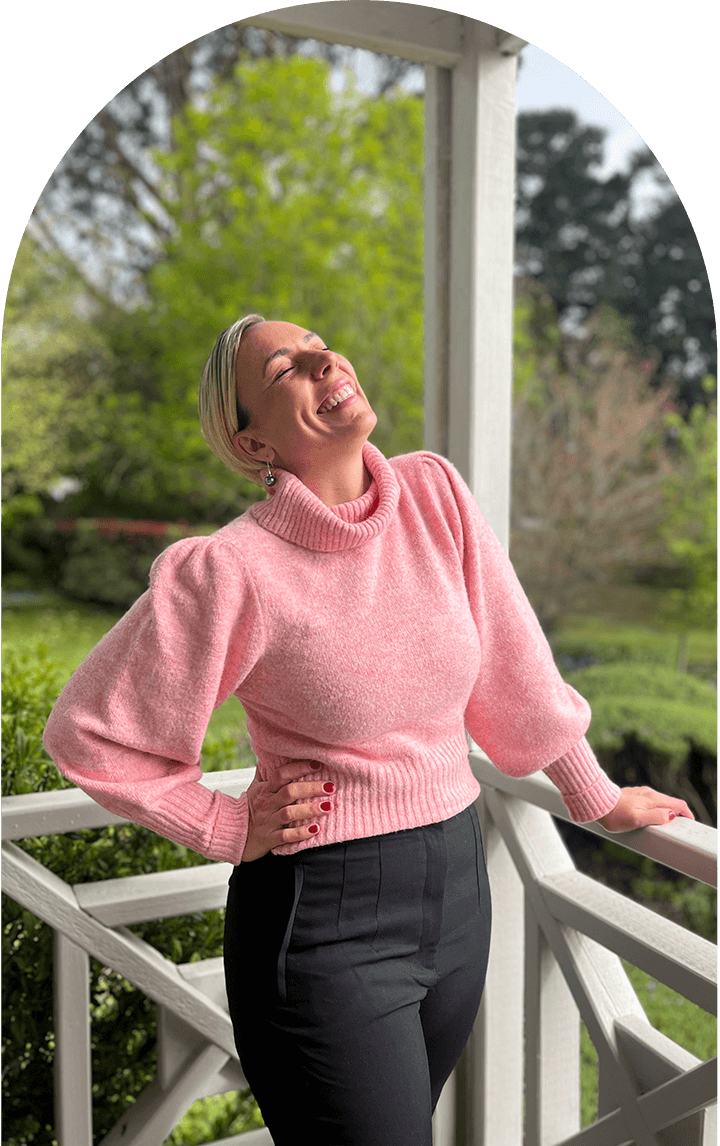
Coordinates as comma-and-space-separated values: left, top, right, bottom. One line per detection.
232, 430, 275, 466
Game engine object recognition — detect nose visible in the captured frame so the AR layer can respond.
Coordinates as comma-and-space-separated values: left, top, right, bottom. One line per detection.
307, 349, 334, 381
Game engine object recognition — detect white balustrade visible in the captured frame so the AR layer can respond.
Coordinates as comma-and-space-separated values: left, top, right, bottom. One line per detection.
2, 755, 715, 1145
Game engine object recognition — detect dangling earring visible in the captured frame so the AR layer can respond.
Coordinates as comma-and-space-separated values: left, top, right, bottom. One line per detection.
264, 461, 277, 488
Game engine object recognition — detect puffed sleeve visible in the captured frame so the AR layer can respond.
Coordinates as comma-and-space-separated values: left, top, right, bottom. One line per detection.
420, 453, 621, 823
42, 532, 265, 863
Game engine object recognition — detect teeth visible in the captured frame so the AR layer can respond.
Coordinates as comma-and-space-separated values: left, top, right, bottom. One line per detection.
318, 384, 354, 413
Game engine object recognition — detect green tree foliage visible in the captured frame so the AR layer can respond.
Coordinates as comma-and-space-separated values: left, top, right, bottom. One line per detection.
8, 54, 425, 528
660, 392, 717, 633
511, 304, 678, 629
515, 110, 715, 405
29, 31, 714, 406
33, 24, 422, 297
139, 54, 424, 463
1, 235, 107, 503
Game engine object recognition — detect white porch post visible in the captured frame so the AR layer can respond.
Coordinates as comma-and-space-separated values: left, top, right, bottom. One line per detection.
425, 20, 523, 1146
54, 931, 93, 1146
424, 20, 519, 547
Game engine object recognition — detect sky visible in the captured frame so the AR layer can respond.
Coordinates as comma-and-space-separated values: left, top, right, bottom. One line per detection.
345, 38, 665, 212
515, 43, 671, 218
516, 45, 646, 179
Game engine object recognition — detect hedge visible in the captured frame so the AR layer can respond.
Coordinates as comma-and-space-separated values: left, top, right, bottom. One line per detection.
58, 519, 218, 608
2, 515, 219, 608
1, 646, 259, 1146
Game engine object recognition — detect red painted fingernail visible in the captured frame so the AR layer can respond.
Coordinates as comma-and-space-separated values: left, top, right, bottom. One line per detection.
323, 782, 335, 793
320, 801, 332, 812
308, 824, 319, 834
668, 812, 676, 820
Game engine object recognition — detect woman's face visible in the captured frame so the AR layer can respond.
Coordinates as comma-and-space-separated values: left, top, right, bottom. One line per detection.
233, 321, 377, 477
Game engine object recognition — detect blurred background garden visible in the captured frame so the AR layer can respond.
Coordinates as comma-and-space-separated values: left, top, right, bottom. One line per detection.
2, 19, 716, 1146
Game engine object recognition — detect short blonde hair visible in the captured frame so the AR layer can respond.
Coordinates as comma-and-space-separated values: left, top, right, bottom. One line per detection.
198, 313, 266, 485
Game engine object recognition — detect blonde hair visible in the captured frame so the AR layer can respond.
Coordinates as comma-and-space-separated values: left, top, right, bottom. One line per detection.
198, 313, 266, 485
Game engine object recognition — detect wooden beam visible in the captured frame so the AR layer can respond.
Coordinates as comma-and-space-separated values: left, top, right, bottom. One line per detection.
470, 753, 718, 888
244, 2, 464, 66
541, 870, 717, 1015
54, 934, 93, 1146
424, 63, 452, 456
1, 768, 254, 840
446, 20, 518, 546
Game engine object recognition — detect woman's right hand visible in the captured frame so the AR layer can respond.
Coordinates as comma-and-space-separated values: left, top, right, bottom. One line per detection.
242, 759, 335, 861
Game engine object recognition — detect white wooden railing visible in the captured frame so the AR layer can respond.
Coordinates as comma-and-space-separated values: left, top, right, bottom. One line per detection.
2, 753, 716, 1146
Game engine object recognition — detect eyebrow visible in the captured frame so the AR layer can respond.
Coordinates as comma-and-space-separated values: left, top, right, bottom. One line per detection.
262, 331, 320, 376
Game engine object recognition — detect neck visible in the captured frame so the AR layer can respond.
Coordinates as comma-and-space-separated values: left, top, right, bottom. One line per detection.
289, 446, 371, 506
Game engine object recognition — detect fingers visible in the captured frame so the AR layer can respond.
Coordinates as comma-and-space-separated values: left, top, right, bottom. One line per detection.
644, 807, 678, 827
275, 760, 323, 789
600, 786, 697, 832
638, 788, 695, 823
281, 780, 334, 802
275, 798, 333, 826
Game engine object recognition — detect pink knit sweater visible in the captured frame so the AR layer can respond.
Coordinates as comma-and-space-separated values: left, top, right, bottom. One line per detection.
43, 445, 621, 864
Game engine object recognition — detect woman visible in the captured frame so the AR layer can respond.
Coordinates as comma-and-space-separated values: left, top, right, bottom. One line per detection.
44, 315, 693, 1145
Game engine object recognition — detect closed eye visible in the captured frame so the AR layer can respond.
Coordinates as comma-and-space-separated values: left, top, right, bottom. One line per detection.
273, 346, 330, 383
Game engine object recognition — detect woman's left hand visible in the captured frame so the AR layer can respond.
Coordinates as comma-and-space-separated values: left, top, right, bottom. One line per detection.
597, 786, 695, 832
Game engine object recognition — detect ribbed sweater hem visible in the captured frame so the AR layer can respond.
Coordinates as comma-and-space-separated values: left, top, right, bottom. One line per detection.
271, 739, 481, 855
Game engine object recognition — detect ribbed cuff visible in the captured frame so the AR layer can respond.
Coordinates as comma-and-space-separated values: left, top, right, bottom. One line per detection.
208, 790, 250, 865
544, 738, 622, 823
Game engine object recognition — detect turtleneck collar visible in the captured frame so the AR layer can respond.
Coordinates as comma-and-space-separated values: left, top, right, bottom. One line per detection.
249, 442, 400, 551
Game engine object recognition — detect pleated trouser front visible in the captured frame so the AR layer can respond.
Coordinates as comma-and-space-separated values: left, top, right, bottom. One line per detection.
223, 803, 492, 1146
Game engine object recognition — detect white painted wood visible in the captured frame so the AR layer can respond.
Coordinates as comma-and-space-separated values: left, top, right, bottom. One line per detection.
53, 932, 93, 1146
701, 1101, 717, 1145
615, 1014, 707, 1146
424, 62, 452, 458
525, 900, 581, 1145
554, 1059, 717, 1146
470, 792, 525, 1145
206, 1135, 273, 1146
6, 758, 713, 885
97, 1043, 230, 1146
246, 2, 464, 67
495, 30, 528, 55
2, 786, 129, 838
484, 789, 660, 1146
500, 786, 717, 1140
432, 1070, 456, 1146
447, 19, 518, 544
1, 767, 255, 839
158, 958, 247, 1095
541, 870, 716, 1014
635, 1058, 717, 1135
74, 862, 233, 925
204, 1131, 274, 1146
470, 752, 718, 887
2, 842, 237, 1055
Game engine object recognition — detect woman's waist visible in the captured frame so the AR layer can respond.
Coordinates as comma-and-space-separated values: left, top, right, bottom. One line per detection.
259, 743, 481, 857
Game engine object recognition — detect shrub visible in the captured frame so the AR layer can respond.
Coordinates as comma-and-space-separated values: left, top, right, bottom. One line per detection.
553, 625, 679, 670
59, 519, 217, 608
1, 497, 69, 589
566, 662, 716, 823
553, 616, 717, 680
2, 646, 259, 1145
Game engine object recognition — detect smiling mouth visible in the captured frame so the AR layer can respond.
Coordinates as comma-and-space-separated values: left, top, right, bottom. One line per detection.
317, 383, 355, 414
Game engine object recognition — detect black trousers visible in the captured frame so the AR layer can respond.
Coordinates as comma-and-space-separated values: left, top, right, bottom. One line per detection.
223, 804, 492, 1146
